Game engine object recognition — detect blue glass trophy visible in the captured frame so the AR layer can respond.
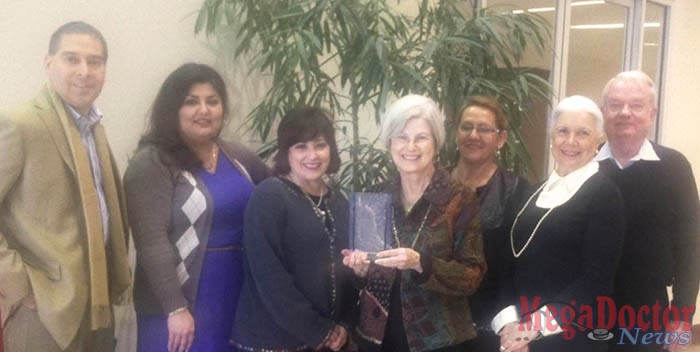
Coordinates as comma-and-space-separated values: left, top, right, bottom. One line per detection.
348, 192, 393, 260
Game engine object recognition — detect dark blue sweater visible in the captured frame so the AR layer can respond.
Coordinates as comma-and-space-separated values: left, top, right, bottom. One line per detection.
232, 177, 357, 350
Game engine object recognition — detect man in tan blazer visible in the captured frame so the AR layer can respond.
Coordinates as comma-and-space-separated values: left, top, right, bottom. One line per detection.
0, 21, 130, 352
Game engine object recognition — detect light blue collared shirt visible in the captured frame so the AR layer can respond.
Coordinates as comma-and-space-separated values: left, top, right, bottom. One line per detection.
66, 103, 110, 243
595, 139, 660, 169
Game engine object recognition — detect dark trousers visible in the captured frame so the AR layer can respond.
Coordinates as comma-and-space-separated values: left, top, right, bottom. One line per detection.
608, 284, 672, 352
465, 332, 500, 352
361, 337, 477, 352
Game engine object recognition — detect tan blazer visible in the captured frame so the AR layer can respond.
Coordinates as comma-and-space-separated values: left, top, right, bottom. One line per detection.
0, 86, 130, 349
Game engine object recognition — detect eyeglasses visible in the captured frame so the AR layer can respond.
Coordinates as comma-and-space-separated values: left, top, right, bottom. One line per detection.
459, 123, 501, 135
604, 101, 649, 114
391, 133, 433, 146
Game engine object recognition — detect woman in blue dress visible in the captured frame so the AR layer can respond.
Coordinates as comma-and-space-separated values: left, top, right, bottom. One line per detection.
124, 63, 270, 352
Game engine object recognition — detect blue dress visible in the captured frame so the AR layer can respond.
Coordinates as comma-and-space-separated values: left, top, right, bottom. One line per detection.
137, 155, 253, 351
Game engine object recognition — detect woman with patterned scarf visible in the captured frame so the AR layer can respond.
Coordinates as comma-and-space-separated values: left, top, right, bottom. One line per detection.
343, 95, 486, 352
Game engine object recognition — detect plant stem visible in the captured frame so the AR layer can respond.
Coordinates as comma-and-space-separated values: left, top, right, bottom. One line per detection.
350, 83, 360, 192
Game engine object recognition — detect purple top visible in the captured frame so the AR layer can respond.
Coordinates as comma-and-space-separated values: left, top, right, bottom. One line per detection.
198, 155, 254, 247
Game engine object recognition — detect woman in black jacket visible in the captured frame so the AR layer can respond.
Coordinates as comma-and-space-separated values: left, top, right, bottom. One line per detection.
232, 107, 356, 351
496, 96, 625, 352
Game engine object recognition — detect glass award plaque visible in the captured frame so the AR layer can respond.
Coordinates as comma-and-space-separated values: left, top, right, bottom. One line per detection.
348, 192, 393, 257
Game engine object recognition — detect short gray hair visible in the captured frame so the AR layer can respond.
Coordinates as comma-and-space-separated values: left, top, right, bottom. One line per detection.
551, 95, 604, 138
379, 94, 446, 150
602, 71, 657, 108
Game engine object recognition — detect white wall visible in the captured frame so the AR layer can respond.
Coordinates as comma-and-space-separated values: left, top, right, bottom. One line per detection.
0, 0, 219, 171
662, 0, 700, 316
662, 0, 700, 182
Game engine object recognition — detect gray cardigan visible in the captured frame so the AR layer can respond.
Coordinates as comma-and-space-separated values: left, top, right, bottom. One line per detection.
123, 140, 270, 315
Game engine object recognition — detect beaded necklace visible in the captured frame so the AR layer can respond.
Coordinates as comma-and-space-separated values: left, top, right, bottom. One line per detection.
392, 204, 432, 249
510, 182, 555, 258
300, 189, 338, 316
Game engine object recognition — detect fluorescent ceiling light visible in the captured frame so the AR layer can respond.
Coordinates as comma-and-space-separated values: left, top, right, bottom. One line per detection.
528, 7, 555, 13
571, 22, 660, 30
571, 24, 624, 29
512, 0, 604, 14
572, 0, 605, 6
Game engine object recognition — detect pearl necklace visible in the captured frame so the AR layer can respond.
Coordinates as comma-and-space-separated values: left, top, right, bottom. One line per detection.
392, 204, 432, 249
510, 183, 555, 258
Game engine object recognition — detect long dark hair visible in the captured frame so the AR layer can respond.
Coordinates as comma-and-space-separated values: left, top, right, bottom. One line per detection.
138, 63, 229, 171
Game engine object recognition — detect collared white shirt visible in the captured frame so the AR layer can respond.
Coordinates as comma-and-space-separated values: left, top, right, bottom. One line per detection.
66, 103, 110, 243
595, 139, 660, 169
490, 160, 599, 336
536, 160, 599, 208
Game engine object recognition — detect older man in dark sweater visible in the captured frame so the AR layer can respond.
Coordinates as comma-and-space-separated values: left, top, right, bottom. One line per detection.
596, 71, 700, 352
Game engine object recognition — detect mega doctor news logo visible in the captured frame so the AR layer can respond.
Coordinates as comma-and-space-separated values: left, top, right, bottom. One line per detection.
516, 296, 694, 347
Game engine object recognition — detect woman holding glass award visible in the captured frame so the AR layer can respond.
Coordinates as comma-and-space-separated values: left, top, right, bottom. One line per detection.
232, 107, 357, 351
342, 94, 486, 352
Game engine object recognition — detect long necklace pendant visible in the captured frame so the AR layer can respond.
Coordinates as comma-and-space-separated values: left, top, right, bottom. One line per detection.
510, 183, 554, 258
392, 204, 432, 249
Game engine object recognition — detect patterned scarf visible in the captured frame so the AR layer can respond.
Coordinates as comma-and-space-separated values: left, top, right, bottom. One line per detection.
356, 264, 395, 345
